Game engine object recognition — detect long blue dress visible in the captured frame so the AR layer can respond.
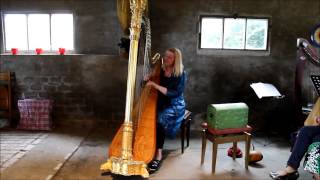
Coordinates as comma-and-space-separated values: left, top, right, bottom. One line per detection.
157, 70, 186, 138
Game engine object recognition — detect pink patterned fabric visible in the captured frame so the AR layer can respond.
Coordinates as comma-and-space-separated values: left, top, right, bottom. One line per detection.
18, 99, 53, 130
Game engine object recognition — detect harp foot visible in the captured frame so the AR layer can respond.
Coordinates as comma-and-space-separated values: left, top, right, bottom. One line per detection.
100, 156, 149, 178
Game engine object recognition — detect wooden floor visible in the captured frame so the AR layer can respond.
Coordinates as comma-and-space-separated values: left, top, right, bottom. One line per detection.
0, 121, 314, 180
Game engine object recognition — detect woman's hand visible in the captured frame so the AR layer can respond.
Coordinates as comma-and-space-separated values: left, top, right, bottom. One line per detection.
316, 116, 320, 126
144, 74, 151, 81
146, 80, 156, 88
146, 80, 167, 95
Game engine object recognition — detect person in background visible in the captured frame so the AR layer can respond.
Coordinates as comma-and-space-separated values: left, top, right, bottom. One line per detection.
270, 108, 320, 180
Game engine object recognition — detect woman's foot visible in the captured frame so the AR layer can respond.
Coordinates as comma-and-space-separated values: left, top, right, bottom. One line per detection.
269, 169, 299, 180
148, 159, 162, 174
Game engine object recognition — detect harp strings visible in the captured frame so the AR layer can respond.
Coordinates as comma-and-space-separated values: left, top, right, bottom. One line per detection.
132, 15, 152, 132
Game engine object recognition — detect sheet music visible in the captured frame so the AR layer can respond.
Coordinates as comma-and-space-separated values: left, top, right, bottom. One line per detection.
250, 82, 282, 99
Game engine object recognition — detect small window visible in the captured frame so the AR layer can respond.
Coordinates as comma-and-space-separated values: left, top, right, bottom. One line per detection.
200, 16, 269, 51
4, 13, 74, 52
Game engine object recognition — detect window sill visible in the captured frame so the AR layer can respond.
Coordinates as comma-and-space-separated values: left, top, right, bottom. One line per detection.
197, 48, 271, 57
0, 53, 80, 56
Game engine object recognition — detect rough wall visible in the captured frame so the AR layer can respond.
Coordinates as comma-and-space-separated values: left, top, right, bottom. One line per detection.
0, 0, 120, 54
0, 55, 128, 125
150, 0, 320, 133
1, 0, 319, 133
0, 0, 127, 125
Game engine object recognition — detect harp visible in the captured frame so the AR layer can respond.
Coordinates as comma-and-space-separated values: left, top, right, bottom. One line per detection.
100, 0, 159, 178
295, 38, 320, 124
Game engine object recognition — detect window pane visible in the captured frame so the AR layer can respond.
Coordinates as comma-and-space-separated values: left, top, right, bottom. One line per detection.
223, 18, 246, 49
246, 19, 268, 50
4, 14, 28, 50
201, 18, 223, 49
51, 14, 74, 50
28, 14, 51, 50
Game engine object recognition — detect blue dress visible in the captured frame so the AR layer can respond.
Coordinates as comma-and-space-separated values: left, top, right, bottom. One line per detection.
157, 70, 186, 138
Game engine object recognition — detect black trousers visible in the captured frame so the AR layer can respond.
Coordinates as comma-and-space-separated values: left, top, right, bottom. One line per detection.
288, 126, 320, 169
156, 123, 166, 149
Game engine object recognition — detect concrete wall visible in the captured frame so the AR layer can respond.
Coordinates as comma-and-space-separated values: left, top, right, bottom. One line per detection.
150, 0, 320, 133
0, 0, 120, 54
1, 0, 319, 133
0, 55, 128, 125
0, 0, 126, 125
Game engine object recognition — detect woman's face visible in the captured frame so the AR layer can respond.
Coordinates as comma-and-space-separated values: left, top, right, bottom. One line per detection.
163, 50, 175, 67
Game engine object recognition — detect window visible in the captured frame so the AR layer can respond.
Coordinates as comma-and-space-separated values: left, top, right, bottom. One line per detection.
200, 16, 269, 50
4, 13, 74, 51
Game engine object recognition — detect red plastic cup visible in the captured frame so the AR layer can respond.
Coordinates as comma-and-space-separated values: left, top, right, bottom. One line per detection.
58, 48, 65, 55
11, 48, 18, 55
36, 48, 43, 55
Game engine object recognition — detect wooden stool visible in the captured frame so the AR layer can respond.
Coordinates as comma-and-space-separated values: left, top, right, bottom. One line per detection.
200, 122, 252, 173
180, 110, 192, 154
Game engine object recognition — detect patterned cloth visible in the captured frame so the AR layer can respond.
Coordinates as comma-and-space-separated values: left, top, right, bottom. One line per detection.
18, 99, 53, 130
157, 70, 186, 138
304, 142, 320, 175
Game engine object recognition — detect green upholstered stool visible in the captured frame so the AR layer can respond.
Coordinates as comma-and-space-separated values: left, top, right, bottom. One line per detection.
207, 102, 248, 130
202, 102, 251, 173
200, 122, 252, 173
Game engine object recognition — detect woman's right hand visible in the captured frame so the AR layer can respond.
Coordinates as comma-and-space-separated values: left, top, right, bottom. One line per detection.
144, 74, 151, 81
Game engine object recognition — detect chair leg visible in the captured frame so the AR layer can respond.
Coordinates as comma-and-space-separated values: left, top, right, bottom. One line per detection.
181, 120, 185, 154
232, 141, 237, 160
200, 129, 207, 165
245, 133, 251, 170
212, 140, 218, 174
186, 118, 190, 147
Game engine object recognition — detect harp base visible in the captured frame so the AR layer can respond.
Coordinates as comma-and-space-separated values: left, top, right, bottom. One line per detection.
100, 156, 149, 178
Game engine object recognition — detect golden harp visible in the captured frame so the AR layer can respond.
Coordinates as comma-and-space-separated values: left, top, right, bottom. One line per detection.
100, 0, 159, 178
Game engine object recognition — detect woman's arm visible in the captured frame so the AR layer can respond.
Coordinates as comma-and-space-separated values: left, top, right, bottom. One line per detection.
147, 72, 186, 97
147, 81, 167, 95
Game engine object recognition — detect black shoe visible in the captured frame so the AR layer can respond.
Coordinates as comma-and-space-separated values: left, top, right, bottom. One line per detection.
148, 160, 162, 174
269, 171, 299, 180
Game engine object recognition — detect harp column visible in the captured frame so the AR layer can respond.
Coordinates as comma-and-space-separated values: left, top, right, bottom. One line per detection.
122, 0, 146, 160
100, 0, 149, 178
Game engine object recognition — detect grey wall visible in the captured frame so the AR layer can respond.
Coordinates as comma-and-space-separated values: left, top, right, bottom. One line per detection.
150, 0, 320, 133
0, 0, 127, 125
0, 55, 128, 125
0, 0, 121, 54
1, 0, 319, 133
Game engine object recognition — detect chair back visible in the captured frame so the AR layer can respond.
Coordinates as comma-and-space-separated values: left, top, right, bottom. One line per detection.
0, 72, 12, 112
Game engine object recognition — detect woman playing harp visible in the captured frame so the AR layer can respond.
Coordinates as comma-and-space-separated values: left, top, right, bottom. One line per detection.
146, 48, 187, 173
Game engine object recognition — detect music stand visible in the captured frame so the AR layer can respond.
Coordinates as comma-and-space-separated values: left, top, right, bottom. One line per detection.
311, 75, 320, 96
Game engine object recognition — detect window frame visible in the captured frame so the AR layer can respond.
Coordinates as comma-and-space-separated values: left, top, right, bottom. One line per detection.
198, 14, 271, 55
1, 11, 75, 53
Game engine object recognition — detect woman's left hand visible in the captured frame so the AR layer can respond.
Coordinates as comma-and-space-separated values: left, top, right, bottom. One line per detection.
146, 80, 156, 88
316, 116, 320, 125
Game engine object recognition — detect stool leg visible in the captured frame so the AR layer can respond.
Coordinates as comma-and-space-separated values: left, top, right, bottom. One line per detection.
181, 121, 185, 154
245, 133, 251, 170
200, 129, 207, 165
186, 118, 190, 147
232, 141, 237, 160
212, 140, 218, 173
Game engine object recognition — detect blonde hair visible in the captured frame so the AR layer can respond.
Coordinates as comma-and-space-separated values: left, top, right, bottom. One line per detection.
167, 48, 184, 77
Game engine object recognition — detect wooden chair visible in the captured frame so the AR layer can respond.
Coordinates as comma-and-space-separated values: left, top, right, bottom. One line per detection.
200, 122, 252, 173
180, 110, 192, 154
0, 72, 12, 123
